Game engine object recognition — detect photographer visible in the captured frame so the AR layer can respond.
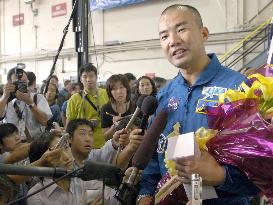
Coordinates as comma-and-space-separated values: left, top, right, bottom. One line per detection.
0, 66, 52, 141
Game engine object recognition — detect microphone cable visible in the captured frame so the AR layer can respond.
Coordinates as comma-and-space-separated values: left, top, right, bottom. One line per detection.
7, 166, 83, 205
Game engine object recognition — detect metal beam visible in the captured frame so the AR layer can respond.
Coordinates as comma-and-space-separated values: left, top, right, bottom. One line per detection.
73, 0, 89, 81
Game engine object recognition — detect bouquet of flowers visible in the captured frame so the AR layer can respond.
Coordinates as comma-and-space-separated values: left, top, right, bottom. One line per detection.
156, 65, 273, 204
196, 65, 273, 201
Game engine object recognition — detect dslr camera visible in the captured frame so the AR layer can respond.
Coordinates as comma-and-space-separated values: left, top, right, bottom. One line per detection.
9, 63, 28, 101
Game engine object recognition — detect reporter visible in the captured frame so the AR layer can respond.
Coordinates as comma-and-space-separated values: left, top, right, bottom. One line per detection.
0, 67, 52, 140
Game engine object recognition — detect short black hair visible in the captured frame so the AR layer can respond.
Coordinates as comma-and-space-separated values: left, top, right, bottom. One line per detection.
161, 4, 203, 28
26, 71, 36, 87
72, 82, 82, 91
154, 77, 167, 84
29, 131, 61, 163
79, 63, 97, 77
0, 123, 18, 144
6, 67, 27, 82
66, 119, 94, 139
64, 80, 71, 87
124, 73, 136, 81
50, 75, 59, 82
106, 74, 131, 103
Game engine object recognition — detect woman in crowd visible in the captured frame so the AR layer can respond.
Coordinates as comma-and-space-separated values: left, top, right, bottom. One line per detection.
134, 76, 157, 104
44, 83, 61, 127
101, 74, 135, 140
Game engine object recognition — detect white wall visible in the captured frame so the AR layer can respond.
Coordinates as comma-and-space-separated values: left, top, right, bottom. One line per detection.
0, 0, 272, 84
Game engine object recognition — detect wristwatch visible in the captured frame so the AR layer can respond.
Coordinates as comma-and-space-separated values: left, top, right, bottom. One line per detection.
28, 102, 35, 109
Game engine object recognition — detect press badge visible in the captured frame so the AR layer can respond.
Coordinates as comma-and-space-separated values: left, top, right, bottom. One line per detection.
195, 99, 219, 114
18, 120, 26, 140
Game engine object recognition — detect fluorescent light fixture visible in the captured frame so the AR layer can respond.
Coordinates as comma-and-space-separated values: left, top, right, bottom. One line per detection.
24, 0, 35, 4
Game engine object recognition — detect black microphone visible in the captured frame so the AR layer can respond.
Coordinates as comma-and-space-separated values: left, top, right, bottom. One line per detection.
77, 160, 123, 186
0, 163, 68, 178
124, 95, 147, 132
130, 110, 168, 180
117, 95, 147, 154
0, 161, 122, 185
115, 110, 168, 204
140, 96, 158, 135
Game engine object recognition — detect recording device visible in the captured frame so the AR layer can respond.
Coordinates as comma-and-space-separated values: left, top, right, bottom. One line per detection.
115, 115, 141, 131
89, 119, 98, 128
192, 174, 202, 205
124, 95, 147, 132
140, 96, 158, 135
52, 122, 61, 130
0, 160, 122, 185
78, 160, 123, 186
53, 133, 69, 149
115, 110, 169, 204
9, 63, 28, 101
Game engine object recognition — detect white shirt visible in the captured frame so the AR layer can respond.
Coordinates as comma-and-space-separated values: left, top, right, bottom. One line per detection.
27, 175, 117, 205
3, 93, 52, 139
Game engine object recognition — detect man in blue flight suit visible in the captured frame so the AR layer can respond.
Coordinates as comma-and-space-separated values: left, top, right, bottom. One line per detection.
137, 4, 261, 205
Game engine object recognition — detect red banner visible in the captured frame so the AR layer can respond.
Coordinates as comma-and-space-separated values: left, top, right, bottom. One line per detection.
51, 3, 67, 18
12, 14, 24, 26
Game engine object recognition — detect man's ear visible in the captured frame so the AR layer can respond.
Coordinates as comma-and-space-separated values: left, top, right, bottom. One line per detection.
201, 26, 209, 41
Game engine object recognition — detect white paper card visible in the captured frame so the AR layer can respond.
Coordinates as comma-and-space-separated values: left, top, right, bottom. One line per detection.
166, 132, 201, 160
166, 132, 218, 200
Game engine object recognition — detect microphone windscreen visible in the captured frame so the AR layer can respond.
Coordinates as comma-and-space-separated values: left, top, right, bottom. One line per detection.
79, 161, 122, 183
132, 110, 168, 169
136, 95, 147, 108
141, 96, 158, 116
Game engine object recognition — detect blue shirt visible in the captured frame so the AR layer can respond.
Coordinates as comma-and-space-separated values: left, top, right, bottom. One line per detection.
139, 54, 261, 205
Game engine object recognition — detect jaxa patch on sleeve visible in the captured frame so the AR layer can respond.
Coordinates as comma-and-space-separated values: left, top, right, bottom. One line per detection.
195, 99, 219, 114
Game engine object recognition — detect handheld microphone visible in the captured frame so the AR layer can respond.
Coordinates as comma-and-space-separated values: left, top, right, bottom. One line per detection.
140, 96, 158, 135
0, 161, 123, 186
77, 160, 123, 186
116, 95, 147, 154
130, 110, 168, 180
115, 110, 168, 204
124, 95, 147, 132
0, 163, 68, 178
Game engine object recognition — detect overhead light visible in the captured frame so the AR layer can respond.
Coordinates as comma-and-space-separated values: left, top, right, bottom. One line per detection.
24, 0, 35, 4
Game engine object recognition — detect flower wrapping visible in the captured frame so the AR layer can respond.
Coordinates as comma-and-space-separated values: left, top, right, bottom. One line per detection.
203, 98, 273, 199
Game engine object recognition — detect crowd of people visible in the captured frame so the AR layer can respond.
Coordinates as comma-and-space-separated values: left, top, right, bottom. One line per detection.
0, 3, 269, 205
0, 56, 166, 204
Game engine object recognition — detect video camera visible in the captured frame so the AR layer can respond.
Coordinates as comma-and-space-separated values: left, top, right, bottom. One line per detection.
9, 63, 28, 101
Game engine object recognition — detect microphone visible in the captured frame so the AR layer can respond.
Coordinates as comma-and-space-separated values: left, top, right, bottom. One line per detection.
0, 163, 68, 178
115, 110, 168, 204
0, 161, 123, 186
77, 160, 123, 186
124, 95, 147, 132
140, 96, 158, 135
130, 110, 168, 175
116, 95, 147, 154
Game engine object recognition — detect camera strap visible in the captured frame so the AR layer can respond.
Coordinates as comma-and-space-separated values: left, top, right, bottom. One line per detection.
79, 91, 100, 116
13, 101, 23, 120
13, 100, 34, 142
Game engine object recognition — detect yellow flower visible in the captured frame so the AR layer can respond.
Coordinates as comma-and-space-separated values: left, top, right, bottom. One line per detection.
195, 127, 218, 151
164, 152, 177, 176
